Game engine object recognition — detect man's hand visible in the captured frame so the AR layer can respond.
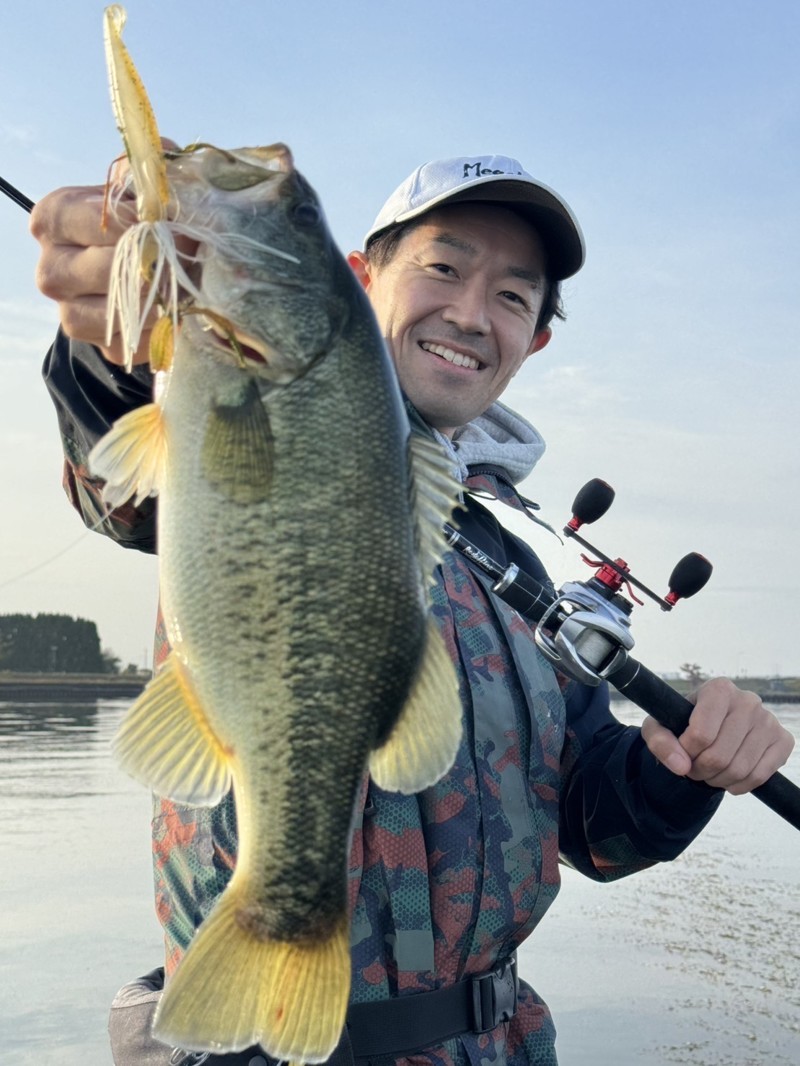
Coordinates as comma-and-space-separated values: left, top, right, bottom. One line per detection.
30, 141, 183, 367
641, 677, 795, 793
30, 184, 152, 366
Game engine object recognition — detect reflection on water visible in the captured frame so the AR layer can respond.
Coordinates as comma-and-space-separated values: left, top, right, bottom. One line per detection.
0, 699, 162, 1065
0, 703, 103, 807
1, 700, 798, 1064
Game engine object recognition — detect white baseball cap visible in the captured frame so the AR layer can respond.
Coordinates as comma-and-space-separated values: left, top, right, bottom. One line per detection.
364, 154, 585, 280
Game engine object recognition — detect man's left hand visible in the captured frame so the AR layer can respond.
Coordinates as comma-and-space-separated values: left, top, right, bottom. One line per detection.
641, 678, 795, 793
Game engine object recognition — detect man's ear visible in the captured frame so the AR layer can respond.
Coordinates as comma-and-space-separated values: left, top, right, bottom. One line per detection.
529, 327, 552, 356
347, 250, 371, 291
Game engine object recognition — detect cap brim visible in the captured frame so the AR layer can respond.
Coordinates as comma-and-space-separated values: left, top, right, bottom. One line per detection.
371, 176, 585, 281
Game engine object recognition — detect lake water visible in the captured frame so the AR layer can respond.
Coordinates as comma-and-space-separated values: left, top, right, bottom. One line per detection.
1, 699, 798, 1065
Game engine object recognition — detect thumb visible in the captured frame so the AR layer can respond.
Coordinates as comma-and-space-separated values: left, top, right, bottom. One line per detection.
640, 715, 692, 776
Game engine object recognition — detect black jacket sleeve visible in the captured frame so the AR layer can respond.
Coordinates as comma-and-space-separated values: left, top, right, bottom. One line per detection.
42, 328, 158, 553
558, 679, 723, 880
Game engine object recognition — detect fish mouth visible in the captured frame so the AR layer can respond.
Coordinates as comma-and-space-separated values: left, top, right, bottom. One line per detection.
419, 341, 485, 372
200, 312, 273, 366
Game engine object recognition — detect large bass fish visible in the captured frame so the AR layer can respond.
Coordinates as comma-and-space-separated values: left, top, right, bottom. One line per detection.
91, 7, 462, 1061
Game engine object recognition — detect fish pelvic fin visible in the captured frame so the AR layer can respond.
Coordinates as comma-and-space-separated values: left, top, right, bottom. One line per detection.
153, 882, 350, 1061
369, 614, 462, 794
408, 429, 463, 587
201, 381, 274, 503
113, 653, 232, 805
88, 401, 167, 508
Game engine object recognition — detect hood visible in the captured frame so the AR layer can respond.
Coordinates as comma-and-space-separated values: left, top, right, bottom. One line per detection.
450, 401, 546, 484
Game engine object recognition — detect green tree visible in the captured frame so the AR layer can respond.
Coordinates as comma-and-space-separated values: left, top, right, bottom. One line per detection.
679, 662, 706, 687
0, 613, 115, 673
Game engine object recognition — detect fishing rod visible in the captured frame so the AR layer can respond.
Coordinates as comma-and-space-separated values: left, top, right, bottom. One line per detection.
0, 175, 34, 213
446, 477, 800, 832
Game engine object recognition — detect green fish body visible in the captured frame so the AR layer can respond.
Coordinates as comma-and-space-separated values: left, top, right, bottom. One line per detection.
90, 145, 462, 1061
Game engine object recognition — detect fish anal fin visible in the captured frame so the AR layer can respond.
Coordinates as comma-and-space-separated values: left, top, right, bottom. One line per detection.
154, 882, 350, 1061
88, 402, 167, 508
113, 653, 232, 805
201, 381, 274, 503
369, 616, 462, 794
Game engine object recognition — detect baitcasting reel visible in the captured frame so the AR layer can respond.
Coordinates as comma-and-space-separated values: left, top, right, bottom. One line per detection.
533, 479, 713, 685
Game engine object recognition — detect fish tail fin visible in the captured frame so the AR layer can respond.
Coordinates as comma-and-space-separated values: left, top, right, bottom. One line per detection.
369, 613, 462, 793
154, 882, 350, 1062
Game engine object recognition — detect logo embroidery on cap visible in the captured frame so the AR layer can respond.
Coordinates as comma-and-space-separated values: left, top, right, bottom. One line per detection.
462, 162, 523, 179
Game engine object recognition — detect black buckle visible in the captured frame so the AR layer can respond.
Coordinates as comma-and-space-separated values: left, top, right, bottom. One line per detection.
470, 955, 519, 1034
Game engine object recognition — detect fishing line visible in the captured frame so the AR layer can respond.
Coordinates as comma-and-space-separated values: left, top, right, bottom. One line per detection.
0, 504, 130, 591
0, 530, 94, 590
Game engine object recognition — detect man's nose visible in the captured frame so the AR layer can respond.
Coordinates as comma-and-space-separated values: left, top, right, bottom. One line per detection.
442, 280, 490, 334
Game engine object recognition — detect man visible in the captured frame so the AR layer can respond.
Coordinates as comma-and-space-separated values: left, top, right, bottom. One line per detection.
32, 154, 793, 1065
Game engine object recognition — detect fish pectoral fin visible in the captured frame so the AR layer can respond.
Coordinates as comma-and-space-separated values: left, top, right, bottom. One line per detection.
369, 615, 462, 794
201, 380, 274, 503
154, 880, 350, 1061
407, 429, 462, 586
88, 402, 167, 508
113, 653, 232, 805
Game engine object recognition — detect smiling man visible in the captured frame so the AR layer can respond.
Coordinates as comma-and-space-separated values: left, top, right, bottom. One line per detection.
349, 204, 552, 436
31, 153, 793, 1066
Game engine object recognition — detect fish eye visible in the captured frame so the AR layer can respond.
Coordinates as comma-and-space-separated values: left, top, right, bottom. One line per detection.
293, 201, 321, 227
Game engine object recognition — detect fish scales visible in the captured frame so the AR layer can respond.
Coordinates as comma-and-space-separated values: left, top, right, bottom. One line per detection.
159, 277, 427, 941
91, 114, 463, 1060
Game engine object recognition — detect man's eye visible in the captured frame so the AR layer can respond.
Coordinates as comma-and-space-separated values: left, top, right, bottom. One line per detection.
501, 290, 530, 309
430, 262, 456, 275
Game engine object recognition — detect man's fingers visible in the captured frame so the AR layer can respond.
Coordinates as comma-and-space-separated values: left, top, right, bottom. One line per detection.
52, 290, 156, 367
677, 679, 760, 759
30, 185, 135, 247
36, 244, 116, 303
695, 721, 795, 793
640, 716, 692, 775
644, 677, 796, 793
721, 740, 795, 795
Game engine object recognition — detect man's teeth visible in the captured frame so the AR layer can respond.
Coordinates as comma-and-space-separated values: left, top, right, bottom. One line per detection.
421, 342, 480, 370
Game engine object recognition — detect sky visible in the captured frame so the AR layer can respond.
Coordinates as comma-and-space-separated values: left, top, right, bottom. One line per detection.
0, 0, 798, 677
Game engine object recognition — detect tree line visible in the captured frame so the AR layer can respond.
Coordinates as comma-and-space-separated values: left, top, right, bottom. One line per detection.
0, 613, 120, 674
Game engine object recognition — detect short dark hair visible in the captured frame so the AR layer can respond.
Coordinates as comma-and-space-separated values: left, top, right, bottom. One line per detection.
364, 211, 565, 333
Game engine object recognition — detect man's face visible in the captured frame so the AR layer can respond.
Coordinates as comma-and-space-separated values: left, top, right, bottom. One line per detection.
349, 203, 551, 436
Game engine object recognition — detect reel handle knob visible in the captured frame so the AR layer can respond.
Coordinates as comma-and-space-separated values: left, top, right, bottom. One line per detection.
665, 552, 713, 605
567, 478, 615, 531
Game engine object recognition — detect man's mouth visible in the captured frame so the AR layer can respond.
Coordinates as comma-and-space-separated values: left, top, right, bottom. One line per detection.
420, 341, 483, 371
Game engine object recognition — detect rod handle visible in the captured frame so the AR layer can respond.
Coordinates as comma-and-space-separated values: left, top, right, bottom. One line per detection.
609, 656, 800, 830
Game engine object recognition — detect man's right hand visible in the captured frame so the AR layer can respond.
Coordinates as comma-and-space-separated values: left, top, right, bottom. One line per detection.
30, 184, 154, 366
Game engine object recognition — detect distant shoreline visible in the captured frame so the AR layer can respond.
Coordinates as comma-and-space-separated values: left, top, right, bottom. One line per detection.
0, 671, 149, 701
2, 670, 798, 705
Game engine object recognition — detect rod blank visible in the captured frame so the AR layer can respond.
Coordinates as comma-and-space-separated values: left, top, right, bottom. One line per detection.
0, 176, 34, 213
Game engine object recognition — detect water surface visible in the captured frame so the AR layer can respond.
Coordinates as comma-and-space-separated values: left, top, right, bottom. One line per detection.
1, 699, 797, 1064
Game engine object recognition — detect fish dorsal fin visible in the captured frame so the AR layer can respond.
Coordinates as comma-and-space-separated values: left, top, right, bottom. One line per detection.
201, 381, 274, 504
408, 429, 462, 587
369, 613, 462, 793
113, 653, 233, 805
88, 401, 167, 507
